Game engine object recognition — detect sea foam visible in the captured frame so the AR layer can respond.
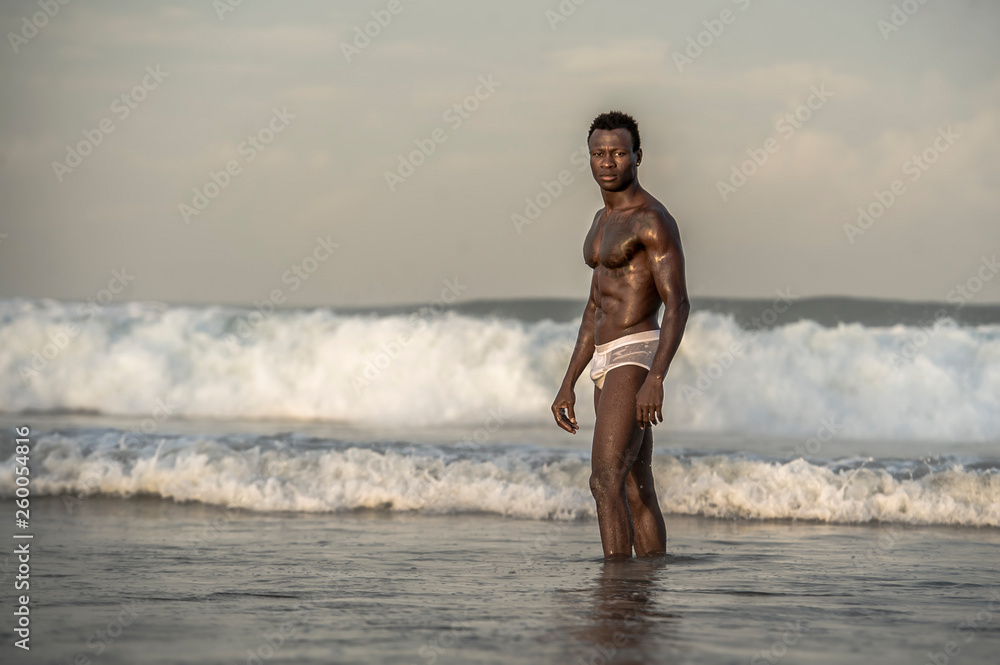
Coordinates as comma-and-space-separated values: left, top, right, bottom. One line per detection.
3, 431, 997, 527
1, 298, 999, 441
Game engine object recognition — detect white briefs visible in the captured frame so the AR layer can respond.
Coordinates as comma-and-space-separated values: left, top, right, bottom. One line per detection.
589, 329, 660, 390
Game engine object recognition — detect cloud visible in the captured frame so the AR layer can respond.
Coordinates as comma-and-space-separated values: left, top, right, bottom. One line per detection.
548, 40, 671, 86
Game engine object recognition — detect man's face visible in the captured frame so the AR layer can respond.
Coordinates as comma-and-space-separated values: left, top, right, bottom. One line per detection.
589, 128, 641, 192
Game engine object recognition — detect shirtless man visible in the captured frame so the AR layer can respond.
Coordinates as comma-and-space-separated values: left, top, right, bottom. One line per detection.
551, 111, 690, 559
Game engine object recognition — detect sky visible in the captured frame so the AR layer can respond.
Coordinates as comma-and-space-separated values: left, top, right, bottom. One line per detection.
1, 0, 998, 307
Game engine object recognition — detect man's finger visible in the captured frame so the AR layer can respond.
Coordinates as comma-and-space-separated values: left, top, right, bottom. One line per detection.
555, 413, 571, 432
552, 404, 565, 429
553, 404, 577, 433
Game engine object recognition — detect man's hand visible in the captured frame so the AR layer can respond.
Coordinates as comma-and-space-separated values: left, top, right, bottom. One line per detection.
635, 376, 664, 428
551, 385, 579, 434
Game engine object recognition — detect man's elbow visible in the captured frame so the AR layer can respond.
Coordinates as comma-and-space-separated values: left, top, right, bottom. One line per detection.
670, 295, 690, 322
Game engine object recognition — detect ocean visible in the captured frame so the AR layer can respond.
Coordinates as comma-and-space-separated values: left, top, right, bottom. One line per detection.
1, 295, 999, 664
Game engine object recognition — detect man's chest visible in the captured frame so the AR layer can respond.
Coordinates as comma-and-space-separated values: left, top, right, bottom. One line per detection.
587, 219, 643, 270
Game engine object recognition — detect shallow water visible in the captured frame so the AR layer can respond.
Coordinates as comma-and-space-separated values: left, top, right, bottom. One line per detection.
2, 497, 998, 665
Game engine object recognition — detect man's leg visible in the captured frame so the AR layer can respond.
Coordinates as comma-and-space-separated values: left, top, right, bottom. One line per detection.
590, 365, 648, 558
625, 425, 666, 556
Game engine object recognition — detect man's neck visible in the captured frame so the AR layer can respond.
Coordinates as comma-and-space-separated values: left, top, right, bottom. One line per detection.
601, 179, 643, 211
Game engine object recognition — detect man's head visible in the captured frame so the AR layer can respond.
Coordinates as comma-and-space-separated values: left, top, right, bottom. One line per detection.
588, 111, 640, 153
587, 111, 642, 192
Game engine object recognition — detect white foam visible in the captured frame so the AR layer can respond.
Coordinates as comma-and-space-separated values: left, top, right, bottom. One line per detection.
657, 455, 1000, 527
1, 299, 999, 441
2, 433, 997, 527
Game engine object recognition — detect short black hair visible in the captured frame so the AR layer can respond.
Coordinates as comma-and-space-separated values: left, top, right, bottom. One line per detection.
588, 111, 640, 153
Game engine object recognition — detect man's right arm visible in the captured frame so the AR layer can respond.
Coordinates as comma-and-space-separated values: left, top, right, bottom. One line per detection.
562, 270, 599, 387
551, 270, 599, 433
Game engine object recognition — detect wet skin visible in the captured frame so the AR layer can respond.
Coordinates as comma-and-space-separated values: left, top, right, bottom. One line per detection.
551, 128, 690, 559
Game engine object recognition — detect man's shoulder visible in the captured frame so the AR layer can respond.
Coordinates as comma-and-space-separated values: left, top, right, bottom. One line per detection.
585, 208, 604, 235
634, 197, 681, 249
634, 198, 677, 232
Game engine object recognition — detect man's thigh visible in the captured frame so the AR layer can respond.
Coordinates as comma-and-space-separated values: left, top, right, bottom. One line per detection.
627, 425, 655, 492
592, 365, 649, 472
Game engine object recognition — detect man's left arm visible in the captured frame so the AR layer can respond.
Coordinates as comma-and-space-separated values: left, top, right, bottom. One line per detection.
636, 210, 690, 426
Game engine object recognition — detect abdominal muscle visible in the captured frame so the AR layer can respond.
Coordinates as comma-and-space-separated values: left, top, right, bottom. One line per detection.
593, 267, 661, 345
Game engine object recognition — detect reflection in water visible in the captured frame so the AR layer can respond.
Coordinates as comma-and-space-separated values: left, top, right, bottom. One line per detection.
570, 557, 681, 665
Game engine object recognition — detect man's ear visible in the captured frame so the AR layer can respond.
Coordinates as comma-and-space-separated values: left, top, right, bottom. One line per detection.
635, 147, 642, 166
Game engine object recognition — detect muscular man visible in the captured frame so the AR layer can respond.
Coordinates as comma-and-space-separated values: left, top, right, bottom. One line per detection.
552, 111, 690, 559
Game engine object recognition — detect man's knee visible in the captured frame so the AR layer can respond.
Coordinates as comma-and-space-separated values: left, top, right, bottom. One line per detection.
589, 469, 625, 500
588, 472, 604, 498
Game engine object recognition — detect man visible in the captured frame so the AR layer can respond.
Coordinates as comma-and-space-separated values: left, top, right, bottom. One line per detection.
552, 111, 690, 559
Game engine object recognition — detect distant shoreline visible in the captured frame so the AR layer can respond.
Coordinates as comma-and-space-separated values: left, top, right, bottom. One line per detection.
4, 295, 999, 327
